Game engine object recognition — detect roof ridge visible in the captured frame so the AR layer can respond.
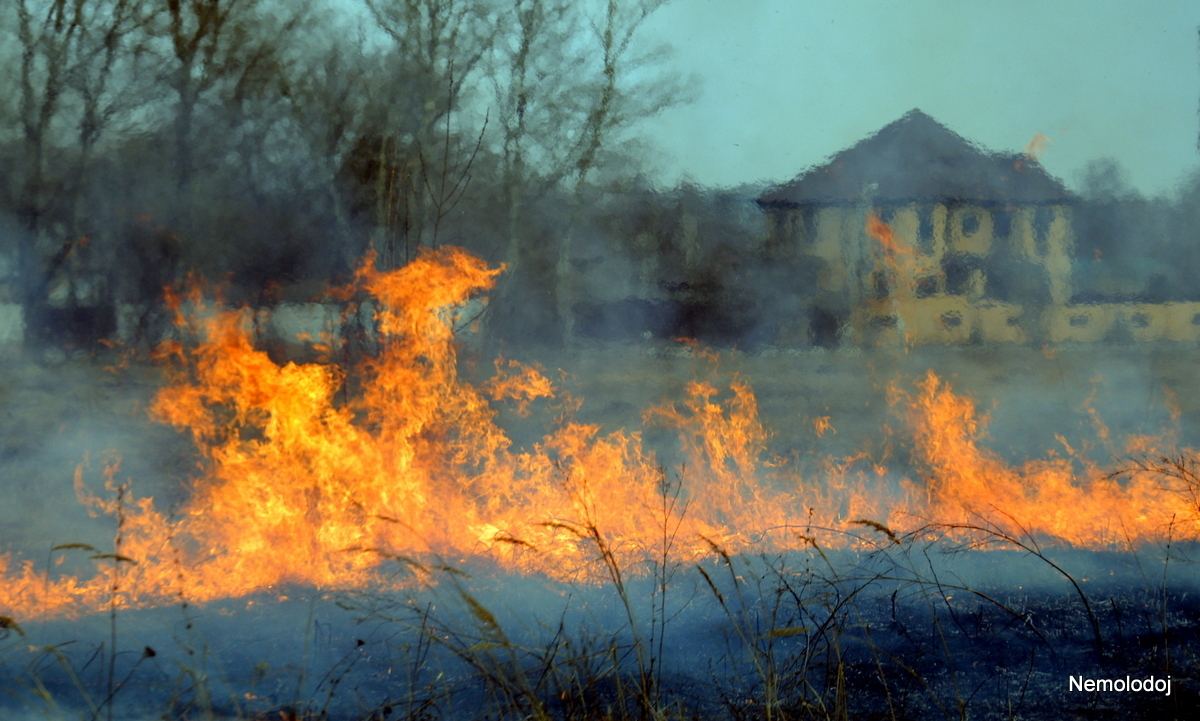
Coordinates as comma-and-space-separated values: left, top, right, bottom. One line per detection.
758, 111, 1073, 206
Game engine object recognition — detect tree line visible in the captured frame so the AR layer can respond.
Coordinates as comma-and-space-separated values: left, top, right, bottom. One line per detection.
11, 2, 1195, 354
0, 0, 706, 348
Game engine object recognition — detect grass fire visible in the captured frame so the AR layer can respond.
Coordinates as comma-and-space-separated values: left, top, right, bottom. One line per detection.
2, 246, 1200, 719
3, 245, 1197, 619
2, 1, 1200, 718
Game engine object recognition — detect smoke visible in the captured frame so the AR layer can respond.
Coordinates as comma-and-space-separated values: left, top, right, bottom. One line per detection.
0, 357, 194, 561
1072, 158, 1200, 303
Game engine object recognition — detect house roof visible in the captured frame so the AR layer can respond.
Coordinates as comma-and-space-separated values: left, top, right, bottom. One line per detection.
757, 109, 1074, 208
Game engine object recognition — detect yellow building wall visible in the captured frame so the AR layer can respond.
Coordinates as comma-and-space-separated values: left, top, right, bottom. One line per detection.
974, 301, 1026, 344
1008, 204, 1074, 305
947, 205, 993, 256
1045, 304, 1113, 344
899, 296, 973, 344
1161, 303, 1200, 341
1043, 206, 1074, 306
766, 201, 1192, 350
851, 297, 1025, 347
1046, 303, 1200, 344
854, 300, 1200, 348
813, 207, 850, 266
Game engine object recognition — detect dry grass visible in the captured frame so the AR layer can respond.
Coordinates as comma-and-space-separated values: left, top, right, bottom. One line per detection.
3, 346, 1200, 719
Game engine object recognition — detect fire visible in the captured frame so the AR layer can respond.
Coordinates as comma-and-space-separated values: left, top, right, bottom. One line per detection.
864, 211, 925, 344
813, 416, 834, 437
1, 247, 1198, 620
1024, 132, 1052, 160
893, 372, 1195, 544
866, 212, 915, 261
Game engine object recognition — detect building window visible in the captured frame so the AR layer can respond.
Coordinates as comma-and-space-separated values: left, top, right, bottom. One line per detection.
939, 312, 962, 329
1069, 315, 1090, 327
803, 207, 819, 243
768, 212, 791, 254
917, 205, 935, 254
1130, 313, 1150, 328
915, 275, 939, 298
960, 211, 980, 236
993, 208, 1012, 237
783, 209, 797, 239
943, 254, 974, 296
871, 271, 890, 300
1034, 206, 1055, 256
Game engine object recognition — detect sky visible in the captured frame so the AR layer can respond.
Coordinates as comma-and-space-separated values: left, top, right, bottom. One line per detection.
631, 0, 1200, 198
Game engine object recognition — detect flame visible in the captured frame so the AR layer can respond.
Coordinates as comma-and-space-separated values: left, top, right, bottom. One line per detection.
892, 371, 1194, 543
1024, 132, 1051, 160
866, 212, 915, 261
2, 247, 1198, 619
864, 212, 924, 345
813, 416, 834, 437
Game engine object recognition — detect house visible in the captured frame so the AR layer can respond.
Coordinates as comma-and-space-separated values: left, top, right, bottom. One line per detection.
757, 109, 1079, 346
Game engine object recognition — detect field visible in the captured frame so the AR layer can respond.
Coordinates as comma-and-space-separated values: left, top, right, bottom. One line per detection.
1, 340, 1199, 719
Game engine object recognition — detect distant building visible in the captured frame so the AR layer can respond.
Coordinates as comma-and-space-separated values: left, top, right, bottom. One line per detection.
757, 109, 1080, 346
756, 109, 1200, 347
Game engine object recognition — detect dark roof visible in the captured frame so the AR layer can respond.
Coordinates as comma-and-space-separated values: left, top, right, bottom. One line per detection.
757, 109, 1074, 207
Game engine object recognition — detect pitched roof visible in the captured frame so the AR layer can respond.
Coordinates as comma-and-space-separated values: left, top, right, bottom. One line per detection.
757, 109, 1074, 207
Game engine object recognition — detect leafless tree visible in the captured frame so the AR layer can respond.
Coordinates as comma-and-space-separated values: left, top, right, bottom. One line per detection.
7, 0, 158, 331
435, 0, 688, 345
356, 0, 499, 266
160, 0, 307, 192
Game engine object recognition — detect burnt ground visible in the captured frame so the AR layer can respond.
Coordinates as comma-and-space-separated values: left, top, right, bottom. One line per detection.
1, 340, 1200, 718
1, 546, 1198, 720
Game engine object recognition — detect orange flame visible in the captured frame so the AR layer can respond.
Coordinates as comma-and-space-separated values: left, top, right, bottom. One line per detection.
892, 371, 1196, 543
866, 212, 914, 260
1024, 132, 1051, 161
1, 248, 1198, 620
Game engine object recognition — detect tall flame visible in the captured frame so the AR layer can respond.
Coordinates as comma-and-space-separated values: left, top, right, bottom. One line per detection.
1, 247, 1197, 619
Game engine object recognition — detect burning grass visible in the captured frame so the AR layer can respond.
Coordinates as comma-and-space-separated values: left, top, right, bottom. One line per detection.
3, 525, 1198, 720
2, 247, 1200, 718
1, 247, 1199, 619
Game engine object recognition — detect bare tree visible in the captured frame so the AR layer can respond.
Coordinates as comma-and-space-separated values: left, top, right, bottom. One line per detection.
7, 0, 158, 338
14, 0, 85, 240
277, 34, 382, 269
0, 0, 689, 348
475, 0, 692, 345
68, 0, 156, 165
492, 0, 574, 258
558, 0, 680, 344
160, 0, 306, 192
357, 0, 499, 266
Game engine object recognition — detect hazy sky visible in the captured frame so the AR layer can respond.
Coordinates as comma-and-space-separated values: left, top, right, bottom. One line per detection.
632, 0, 1200, 197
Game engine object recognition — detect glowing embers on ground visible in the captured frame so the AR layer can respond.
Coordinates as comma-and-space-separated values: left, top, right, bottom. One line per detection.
1, 247, 1198, 620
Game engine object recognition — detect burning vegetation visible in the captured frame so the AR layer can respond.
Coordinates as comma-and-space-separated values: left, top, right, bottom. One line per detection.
0, 243, 1198, 719
1, 245, 1197, 624
4, 2, 1200, 718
